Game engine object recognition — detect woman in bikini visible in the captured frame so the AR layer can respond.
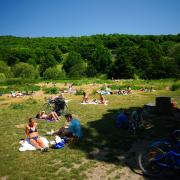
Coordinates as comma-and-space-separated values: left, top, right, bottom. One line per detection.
25, 118, 48, 151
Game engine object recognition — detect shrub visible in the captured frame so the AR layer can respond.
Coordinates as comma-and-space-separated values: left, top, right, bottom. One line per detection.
171, 82, 180, 91
13, 62, 39, 79
0, 88, 8, 94
0, 61, 12, 78
43, 87, 59, 94
0, 73, 6, 81
43, 67, 66, 80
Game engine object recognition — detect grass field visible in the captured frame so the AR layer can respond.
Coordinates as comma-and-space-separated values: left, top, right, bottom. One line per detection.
0, 79, 180, 180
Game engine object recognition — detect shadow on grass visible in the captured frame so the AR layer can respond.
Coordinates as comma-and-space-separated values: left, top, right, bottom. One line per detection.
69, 106, 180, 179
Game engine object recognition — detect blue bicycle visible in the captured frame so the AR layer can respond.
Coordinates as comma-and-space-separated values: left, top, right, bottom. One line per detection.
138, 130, 180, 177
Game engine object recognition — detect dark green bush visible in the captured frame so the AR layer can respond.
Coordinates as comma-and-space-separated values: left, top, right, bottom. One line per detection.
43, 87, 59, 94
171, 83, 180, 91
0, 88, 9, 94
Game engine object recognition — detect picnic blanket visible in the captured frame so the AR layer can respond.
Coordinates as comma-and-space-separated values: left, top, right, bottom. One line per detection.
34, 118, 57, 122
81, 100, 108, 105
19, 137, 49, 152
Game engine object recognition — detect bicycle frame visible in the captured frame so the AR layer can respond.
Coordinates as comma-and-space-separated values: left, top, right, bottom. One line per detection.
153, 150, 180, 169
150, 138, 180, 170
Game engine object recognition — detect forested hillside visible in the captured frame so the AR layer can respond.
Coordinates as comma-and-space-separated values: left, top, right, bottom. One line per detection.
0, 34, 180, 80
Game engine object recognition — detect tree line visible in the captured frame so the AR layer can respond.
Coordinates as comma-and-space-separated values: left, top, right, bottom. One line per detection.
0, 34, 180, 80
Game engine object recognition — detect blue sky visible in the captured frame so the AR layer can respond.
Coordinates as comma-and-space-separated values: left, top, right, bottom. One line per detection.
0, 0, 180, 37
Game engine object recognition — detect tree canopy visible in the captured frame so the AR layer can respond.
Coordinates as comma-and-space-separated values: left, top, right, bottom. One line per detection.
0, 34, 180, 79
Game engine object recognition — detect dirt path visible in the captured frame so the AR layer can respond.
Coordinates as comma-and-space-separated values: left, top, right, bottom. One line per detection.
83, 140, 151, 180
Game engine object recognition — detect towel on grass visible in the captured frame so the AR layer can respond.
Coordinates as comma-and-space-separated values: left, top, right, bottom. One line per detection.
19, 137, 49, 152
81, 100, 108, 105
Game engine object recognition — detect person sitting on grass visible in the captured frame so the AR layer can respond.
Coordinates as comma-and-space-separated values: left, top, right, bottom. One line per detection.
36, 111, 59, 121
126, 86, 132, 94
25, 118, 48, 151
82, 92, 89, 103
99, 93, 106, 104
115, 110, 129, 129
53, 113, 82, 141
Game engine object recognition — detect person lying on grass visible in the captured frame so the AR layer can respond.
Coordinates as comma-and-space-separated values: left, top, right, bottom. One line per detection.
52, 113, 82, 140
36, 111, 59, 121
25, 118, 48, 151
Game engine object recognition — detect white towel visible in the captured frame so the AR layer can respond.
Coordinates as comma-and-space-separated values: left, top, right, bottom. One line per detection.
81, 100, 108, 105
19, 137, 49, 152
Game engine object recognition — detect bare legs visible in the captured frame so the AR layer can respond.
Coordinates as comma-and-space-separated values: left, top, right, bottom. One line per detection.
29, 137, 45, 150
49, 112, 59, 120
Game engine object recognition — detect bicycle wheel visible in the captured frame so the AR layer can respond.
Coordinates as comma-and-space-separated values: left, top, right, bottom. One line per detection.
138, 145, 165, 177
42, 103, 54, 113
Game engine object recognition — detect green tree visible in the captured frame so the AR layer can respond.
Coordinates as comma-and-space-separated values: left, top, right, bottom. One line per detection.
39, 53, 57, 76
91, 45, 112, 73
68, 62, 87, 78
86, 63, 98, 77
27, 58, 37, 67
161, 56, 179, 78
111, 48, 135, 79
43, 67, 66, 80
0, 61, 12, 78
53, 47, 63, 63
13, 62, 39, 79
63, 51, 86, 78
133, 48, 152, 79
0, 73, 6, 81
168, 43, 180, 70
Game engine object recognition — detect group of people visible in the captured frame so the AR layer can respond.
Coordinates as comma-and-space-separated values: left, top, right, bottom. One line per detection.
140, 87, 154, 92
82, 92, 106, 104
35, 94, 68, 121
10, 91, 34, 98
25, 113, 82, 152
10, 91, 24, 98
22, 84, 144, 152
60, 83, 76, 94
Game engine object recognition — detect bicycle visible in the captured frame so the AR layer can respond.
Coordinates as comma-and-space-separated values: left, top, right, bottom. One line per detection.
128, 108, 144, 134
42, 97, 55, 112
43, 96, 68, 115
138, 130, 180, 177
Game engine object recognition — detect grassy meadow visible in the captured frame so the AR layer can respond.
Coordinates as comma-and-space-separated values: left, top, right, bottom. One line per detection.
0, 79, 180, 180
